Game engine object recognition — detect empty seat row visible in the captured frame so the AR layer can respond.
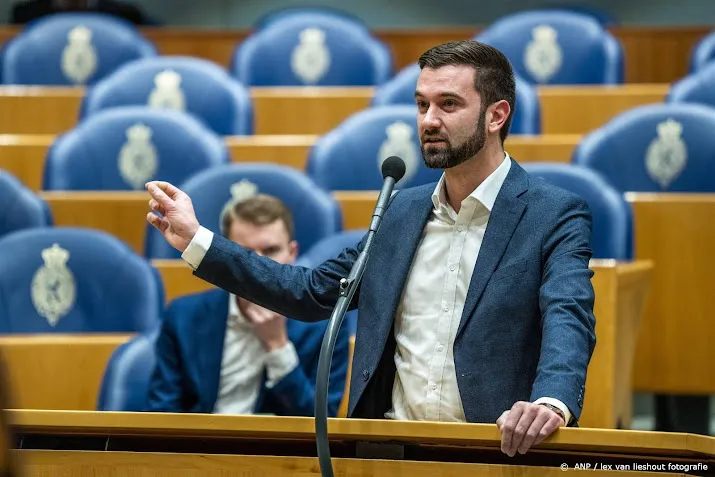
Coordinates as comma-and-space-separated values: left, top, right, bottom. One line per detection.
1, 9, 626, 87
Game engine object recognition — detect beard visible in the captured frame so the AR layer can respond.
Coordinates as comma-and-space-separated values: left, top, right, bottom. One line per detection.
420, 107, 486, 169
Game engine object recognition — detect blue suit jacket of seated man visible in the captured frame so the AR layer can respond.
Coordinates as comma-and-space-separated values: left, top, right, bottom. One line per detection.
188, 160, 597, 426
146, 288, 351, 416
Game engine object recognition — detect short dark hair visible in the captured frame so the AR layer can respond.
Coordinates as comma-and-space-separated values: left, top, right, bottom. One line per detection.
418, 40, 516, 143
221, 194, 294, 240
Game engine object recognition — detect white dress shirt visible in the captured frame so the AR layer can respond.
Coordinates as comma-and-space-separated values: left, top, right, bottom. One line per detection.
182, 153, 570, 424
212, 294, 299, 415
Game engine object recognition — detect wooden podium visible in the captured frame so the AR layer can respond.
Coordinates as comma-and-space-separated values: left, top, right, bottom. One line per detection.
7, 410, 714, 476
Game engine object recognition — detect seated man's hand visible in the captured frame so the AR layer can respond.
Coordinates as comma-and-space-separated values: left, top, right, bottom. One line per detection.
496, 401, 564, 457
238, 299, 288, 352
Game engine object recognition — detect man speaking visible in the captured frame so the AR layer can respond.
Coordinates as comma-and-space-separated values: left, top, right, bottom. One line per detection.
146, 40, 596, 457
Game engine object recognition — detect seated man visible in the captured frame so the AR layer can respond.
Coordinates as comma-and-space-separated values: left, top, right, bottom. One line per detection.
147, 193, 350, 416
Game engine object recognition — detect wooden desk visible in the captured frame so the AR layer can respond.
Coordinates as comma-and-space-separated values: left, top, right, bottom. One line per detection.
0, 133, 580, 192
0, 84, 667, 135
626, 194, 715, 395
7, 410, 714, 476
0, 334, 132, 411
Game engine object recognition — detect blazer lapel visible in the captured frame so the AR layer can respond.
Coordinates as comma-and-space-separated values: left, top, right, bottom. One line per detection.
456, 161, 529, 339
367, 187, 434, 358
196, 290, 229, 411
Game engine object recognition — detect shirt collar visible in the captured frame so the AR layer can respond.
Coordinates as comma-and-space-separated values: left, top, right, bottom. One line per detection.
431, 152, 512, 213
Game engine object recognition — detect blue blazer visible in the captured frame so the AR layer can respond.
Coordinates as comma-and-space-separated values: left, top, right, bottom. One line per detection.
146, 288, 351, 416
191, 160, 597, 425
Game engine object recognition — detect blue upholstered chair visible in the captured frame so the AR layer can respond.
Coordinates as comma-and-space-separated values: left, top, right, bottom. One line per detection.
80, 56, 254, 135
0, 12, 156, 85
572, 103, 715, 192
43, 106, 230, 191
0, 227, 162, 333
0, 170, 53, 238
231, 14, 392, 86
474, 10, 623, 84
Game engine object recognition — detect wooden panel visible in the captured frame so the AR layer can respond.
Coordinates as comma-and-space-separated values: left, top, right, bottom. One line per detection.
0, 133, 579, 192
7, 410, 714, 455
0, 85, 668, 136
0, 27, 711, 83
153, 259, 215, 301
0, 335, 131, 411
0, 87, 82, 135
538, 84, 669, 135
626, 194, 715, 394
14, 450, 681, 477
613, 26, 711, 84
250, 87, 373, 135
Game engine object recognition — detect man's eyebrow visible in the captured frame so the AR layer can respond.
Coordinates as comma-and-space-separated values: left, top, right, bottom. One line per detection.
414, 91, 465, 100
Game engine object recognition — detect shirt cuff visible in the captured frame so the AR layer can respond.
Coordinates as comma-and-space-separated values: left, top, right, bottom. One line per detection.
264, 341, 300, 388
533, 397, 572, 426
181, 225, 214, 271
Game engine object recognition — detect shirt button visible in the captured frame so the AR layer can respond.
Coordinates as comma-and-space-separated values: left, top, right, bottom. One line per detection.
443, 305, 449, 312
437, 344, 444, 352
457, 225, 465, 232
449, 264, 456, 271
430, 383, 437, 391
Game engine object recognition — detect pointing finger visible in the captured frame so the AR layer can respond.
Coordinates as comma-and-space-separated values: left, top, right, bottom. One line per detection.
146, 182, 175, 210
146, 181, 183, 200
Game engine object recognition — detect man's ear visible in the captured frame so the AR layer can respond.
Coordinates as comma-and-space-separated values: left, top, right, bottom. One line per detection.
488, 99, 511, 136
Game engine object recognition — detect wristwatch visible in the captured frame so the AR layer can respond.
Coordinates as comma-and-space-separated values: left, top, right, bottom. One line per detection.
539, 403, 567, 424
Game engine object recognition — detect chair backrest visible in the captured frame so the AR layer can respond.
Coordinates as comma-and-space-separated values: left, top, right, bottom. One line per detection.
0, 227, 162, 333
667, 62, 715, 108
0, 170, 53, 238
43, 106, 230, 191
145, 163, 343, 259
295, 229, 367, 336
689, 31, 715, 73
372, 63, 541, 134
253, 7, 369, 32
539, 5, 618, 25
474, 10, 623, 85
231, 15, 392, 86
523, 163, 632, 260
96, 330, 157, 411
0, 12, 156, 85
306, 105, 443, 191
80, 56, 254, 135
572, 103, 715, 192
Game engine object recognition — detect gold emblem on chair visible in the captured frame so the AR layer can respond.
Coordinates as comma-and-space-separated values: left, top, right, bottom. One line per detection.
291, 28, 330, 85
220, 180, 259, 233
118, 123, 159, 190
377, 121, 419, 186
31, 244, 76, 326
646, 118, 687, 189
61, 25, 97, 85
148, 69, 186, 111
524, 25, 562, 83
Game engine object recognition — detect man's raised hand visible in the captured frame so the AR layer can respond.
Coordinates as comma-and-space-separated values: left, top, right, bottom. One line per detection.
145, 181, 200, 253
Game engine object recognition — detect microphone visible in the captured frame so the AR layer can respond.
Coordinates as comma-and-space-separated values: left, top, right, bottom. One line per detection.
314, 156, 406, 477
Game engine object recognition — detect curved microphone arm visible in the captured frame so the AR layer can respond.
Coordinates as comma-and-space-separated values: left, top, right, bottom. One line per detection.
314, 157, 405, 477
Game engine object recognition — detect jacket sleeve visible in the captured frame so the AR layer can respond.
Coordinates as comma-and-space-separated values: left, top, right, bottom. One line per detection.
193, 232, 367, 323
146, 305, 189, 412
530, 195, 597, 426
265, 320, 351, 417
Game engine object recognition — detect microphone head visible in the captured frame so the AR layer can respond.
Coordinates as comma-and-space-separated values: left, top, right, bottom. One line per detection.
381, 156, 406, 182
